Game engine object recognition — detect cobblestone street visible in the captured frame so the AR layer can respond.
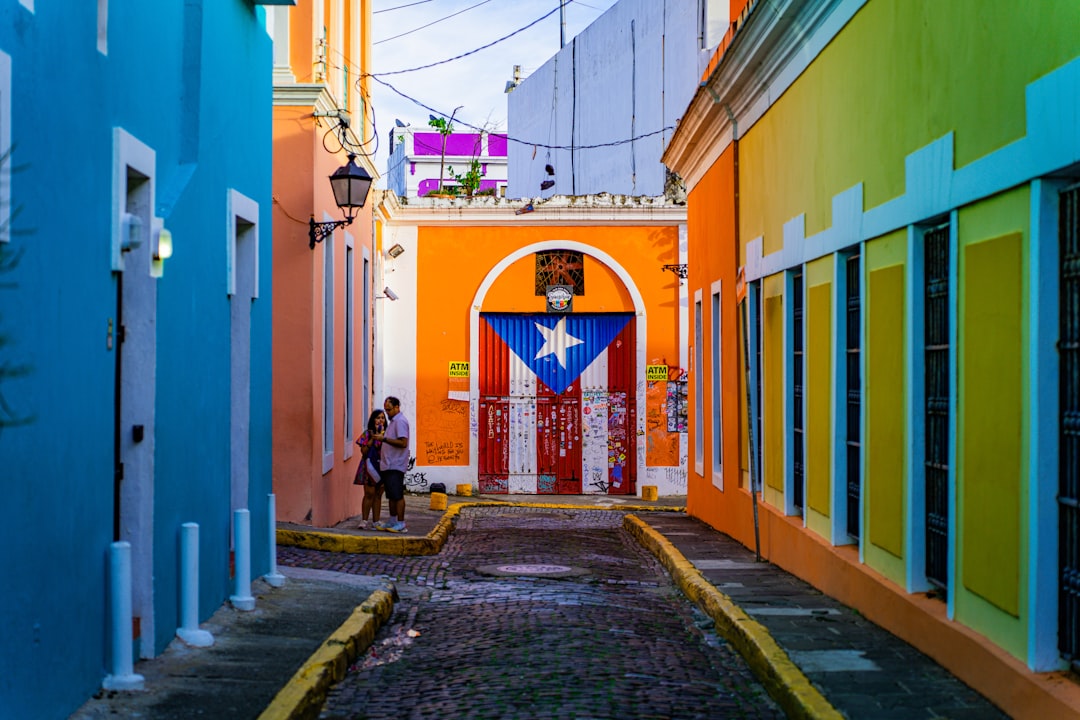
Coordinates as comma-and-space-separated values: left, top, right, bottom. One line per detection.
279, 506, 783, 719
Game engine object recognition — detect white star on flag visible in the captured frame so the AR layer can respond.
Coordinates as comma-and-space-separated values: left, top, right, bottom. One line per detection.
534, 318, 584, 368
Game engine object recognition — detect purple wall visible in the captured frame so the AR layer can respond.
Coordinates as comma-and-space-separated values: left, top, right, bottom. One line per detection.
413, 132, 490, 157
412, 132, 445, 156
488, 134, 508, 157
417, 178, 505, 196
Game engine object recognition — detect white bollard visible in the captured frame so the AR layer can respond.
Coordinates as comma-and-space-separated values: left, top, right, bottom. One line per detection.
264, 494, 285, 588
230, 509, 256, 610
103, 541, 145, 691
176, 523, 214, 647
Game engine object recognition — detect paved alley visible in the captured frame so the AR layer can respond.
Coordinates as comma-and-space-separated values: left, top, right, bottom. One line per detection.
280, 506, 783, 719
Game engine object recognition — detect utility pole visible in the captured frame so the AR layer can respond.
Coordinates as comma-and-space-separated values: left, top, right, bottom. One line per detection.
560, 0, 565, 48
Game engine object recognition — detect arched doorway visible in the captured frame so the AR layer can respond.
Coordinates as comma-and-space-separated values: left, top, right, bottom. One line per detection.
477, 312, 636, 495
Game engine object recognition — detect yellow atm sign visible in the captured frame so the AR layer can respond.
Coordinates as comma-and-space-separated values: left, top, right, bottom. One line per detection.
646, 365, 668, 382
449, 361, 470, 378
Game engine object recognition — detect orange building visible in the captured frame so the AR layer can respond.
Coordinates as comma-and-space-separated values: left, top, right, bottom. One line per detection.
268, 0, 378, 526
373, 194, 687, 497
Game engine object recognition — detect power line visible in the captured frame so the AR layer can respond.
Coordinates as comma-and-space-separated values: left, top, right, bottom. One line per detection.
373, 0, 438, 14
370, 2, 566, 76
370, 75, 674, 152
374, 0, 493, 47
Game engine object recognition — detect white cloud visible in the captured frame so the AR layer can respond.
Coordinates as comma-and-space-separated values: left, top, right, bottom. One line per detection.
368, 0, 618, 183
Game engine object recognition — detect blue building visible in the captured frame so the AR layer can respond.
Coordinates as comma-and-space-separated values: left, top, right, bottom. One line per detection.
0, 2, 275, 716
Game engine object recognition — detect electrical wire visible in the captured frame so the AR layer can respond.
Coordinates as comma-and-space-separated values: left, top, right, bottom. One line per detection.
272, 196, 311, 226
374, 0, 439, 14
369, 75, 674, 151
369, 2, 567, 76
374, 0, 493, 46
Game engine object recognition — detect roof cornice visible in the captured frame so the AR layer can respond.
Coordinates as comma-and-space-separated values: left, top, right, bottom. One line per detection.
377, 194, 687, 227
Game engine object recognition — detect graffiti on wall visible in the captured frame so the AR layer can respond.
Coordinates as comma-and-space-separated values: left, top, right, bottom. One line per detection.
418, 399, 469, 465
645, 364, 686, 466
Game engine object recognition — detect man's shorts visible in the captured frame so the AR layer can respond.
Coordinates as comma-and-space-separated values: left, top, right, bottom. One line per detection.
382, 469, 405, 502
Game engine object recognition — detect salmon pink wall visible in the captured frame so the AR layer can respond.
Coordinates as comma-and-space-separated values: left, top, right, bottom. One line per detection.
272, 105, 370, 526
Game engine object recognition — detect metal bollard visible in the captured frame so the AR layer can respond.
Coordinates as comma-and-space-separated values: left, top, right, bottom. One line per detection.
230, 509, 255, 611
177, 523, 214, 647
264, 494, 285, 588
103, 541, 145, 690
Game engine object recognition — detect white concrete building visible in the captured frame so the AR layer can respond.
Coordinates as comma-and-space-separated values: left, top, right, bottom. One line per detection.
507, 0, 729, 198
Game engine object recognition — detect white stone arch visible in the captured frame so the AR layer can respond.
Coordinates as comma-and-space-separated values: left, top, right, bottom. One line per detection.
468, 239, 648, 490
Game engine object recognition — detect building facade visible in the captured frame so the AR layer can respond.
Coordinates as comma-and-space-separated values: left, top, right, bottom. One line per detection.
0, 1, 274, 717
386, 124, 508, 199
506, 0, 726, 199
267, 0, 380, 528
373, 194, 689, 497
664, 0, 1080, 716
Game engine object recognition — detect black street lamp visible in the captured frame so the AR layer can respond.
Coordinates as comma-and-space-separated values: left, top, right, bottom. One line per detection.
309, 153, 374, 249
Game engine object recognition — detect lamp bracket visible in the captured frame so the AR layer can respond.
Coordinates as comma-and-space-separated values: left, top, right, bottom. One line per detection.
309, 216, 353, 249
662, 263, 689, 279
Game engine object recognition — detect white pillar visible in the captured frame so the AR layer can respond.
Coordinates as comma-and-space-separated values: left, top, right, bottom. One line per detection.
230, 509, 255, 611
176, 523, 214, 647
103, 542, 145, 690
264, 494, 285, 587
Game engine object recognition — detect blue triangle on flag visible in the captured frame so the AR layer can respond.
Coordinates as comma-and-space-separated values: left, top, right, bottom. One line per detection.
483, 313, 632, 395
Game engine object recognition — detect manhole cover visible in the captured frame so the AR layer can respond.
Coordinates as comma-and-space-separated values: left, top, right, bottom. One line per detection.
476, 563, 589, 578
498, 564, 572, 574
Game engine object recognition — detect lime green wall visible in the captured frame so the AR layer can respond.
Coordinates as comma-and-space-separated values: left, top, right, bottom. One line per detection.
864, 232, 907, 585
956, 187, 1030, 658
739, 0, 1080, 254
806, 256, 833, 540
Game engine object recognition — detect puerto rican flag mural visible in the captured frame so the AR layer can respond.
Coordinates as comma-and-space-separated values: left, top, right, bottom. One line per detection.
478, 312, 636, 495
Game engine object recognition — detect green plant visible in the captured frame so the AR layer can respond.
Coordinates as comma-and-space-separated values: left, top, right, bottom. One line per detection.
428, 108, 461, 193
447, 158, 483, 197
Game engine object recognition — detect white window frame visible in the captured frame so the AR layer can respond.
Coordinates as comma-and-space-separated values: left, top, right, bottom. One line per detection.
343, 232, 355, 460
97, 0, 108, 55
322, 220, 335, 473
694, 289, 704, 476
711, 279, 723, 489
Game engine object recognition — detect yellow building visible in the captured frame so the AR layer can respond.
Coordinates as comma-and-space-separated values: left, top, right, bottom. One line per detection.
664, 0, 1080, 716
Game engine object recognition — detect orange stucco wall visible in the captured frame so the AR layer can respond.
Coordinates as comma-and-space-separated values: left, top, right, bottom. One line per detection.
411, 224, 681, 470
682, 149, 755, 539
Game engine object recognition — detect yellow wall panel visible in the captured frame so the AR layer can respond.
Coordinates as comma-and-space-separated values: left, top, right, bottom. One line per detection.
866, 264, 905, 559
807, 281, 832, 517
960, 233, 1022, 617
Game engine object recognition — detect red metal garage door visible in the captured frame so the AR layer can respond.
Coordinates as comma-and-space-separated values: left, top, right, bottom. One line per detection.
478, 313, 636, 495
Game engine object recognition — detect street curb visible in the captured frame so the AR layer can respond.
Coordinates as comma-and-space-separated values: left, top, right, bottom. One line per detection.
624, 514, 844, 720
276, 500, 685, 556
277, 527, 441, 555
256, 588, 395, 720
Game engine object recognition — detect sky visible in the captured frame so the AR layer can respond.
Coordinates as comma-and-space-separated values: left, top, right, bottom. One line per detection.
367, 0, 620, 184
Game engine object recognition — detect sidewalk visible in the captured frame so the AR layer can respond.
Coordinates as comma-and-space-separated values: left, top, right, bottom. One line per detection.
69, 493, 1012, 720
634, 513, 1010, 720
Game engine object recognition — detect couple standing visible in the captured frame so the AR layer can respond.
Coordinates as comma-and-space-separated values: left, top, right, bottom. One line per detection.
354, 396, 410, 533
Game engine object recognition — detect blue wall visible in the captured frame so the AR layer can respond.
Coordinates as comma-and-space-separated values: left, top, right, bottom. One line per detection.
0, 2, 273, 717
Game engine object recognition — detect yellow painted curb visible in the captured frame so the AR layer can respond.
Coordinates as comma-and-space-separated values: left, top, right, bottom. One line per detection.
623, 515, 844, 720
257, 588, 395, 720
277, 500, 684, 557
